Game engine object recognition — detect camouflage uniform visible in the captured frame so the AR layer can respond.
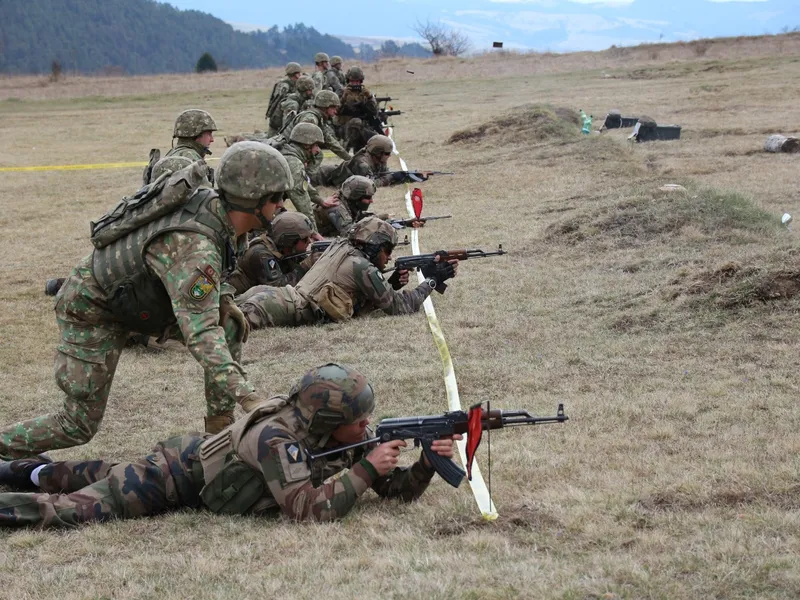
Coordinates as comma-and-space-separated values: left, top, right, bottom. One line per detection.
314, 175, 377, 237
239, 218, 435, 329
286, 106, 351, 162
0, 365, 436, 528
266, 63, 302, 136
226, 234, 314, 295
280, 142, 325, 228
0, 143, 294, 459
323, 68, 344, 96
165, 109, 218, 183
278, 76, 315, 133
338, 87, 378, 129
330, 57, 347, 88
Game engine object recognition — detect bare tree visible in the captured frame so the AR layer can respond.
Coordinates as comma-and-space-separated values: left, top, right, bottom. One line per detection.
413, 19, 471, 57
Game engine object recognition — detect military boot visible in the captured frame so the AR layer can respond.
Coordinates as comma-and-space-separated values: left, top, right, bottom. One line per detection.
44, 278, 66, 296
0, 455, 52, 490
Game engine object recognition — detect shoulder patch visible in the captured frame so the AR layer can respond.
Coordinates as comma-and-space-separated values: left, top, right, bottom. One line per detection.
272, 441, 311, 484
184, 265, 219, 304
369, 268, 388, 296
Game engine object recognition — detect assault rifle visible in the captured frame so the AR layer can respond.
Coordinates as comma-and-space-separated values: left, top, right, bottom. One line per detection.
389, 245, 506, 293
281, 236, 410, 262
385, 170, 454, 183
306, 403, 568, 488
374, 96, 394, 103
387, 214, 452, 229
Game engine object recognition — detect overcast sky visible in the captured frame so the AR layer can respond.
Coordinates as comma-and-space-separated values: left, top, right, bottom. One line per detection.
164, 0, 797, 52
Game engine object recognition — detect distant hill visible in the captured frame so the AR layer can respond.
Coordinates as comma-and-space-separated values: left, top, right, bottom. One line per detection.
0, 0, 430, 75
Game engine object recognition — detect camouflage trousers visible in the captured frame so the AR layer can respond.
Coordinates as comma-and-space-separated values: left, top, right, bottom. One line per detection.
237, 285, 322, 330
0, 259, 243, 460
0, 435, 206, 528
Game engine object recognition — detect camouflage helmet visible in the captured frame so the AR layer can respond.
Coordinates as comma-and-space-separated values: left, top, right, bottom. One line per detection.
295, 75, 315, 94
285, 62, 302, 76
216, 141, 293, 207
340, 175, 376, 203
314, 52, 330, 64
290, 122, 324, 146
271, 211, 314, 248
330, 56, 343, 68
366, 135, 393, 155
151, 155, 193, 181
348, 215, 398, 247
173, 109, 217, 138
314, 90, 341, 109
292, 363, 375, 437
345, 66, 364, 81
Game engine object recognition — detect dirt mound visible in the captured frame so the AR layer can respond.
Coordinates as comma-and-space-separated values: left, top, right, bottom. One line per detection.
447, 104, 579, 145
545, 184, 777, 248
675, 261, 800, 308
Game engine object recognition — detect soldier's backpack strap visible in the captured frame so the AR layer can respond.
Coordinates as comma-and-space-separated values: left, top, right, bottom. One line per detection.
198, 396, 290, 515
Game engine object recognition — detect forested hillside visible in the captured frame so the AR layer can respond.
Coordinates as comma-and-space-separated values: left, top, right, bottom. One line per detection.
0, 0, 428, 75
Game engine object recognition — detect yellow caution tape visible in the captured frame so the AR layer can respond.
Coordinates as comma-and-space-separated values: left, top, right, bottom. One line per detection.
389, 129, 499, 520
1, 150, 336, 173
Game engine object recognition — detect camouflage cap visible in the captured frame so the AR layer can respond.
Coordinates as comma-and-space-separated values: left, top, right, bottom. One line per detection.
314, 52, 330, 64
348, 215, 398, 247
173, 109, 217, 138
292, 363, 375, 437
366, 135, 393, 155
285, 62, 302, 76
217, 141, 293, 206
345, 66, 364, 81
290, 122, 324, 146
314, 90, 341, 109
295, 75, 315, 94
271, 211, 314, 248
340, 175, 376, 203
151, 155, 193, 181
330, 56, 343, 67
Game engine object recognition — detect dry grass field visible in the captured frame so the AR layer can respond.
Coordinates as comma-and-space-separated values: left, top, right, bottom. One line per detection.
2, 33, 800, 599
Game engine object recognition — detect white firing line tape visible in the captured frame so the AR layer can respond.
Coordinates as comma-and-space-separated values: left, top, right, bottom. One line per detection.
387, 128, 498, 520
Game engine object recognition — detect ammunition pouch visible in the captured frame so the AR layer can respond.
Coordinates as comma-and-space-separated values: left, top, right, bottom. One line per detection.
106, 271, 176, 335
309, 282, 353, 322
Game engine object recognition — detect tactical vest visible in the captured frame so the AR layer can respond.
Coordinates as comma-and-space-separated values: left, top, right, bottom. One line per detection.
267, 79, 292, 129
294, 239, 359, 321
198, 396, 300, 515
92, 188, 233, 334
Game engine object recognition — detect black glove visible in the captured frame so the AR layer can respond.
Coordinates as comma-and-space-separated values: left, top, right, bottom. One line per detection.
421, 258, 456, 294
387, 269, 404, 290
390, 171, 407, 184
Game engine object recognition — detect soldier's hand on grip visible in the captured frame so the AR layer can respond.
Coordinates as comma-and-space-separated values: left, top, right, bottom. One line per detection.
366, 439, 406, 476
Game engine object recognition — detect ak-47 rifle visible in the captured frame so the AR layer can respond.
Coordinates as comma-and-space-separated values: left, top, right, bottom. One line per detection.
282, 236, 410, 262
389, 245, 506, 293
384, 170, 454, 183
374, 96, 394, 103
387, 215, 452, 229
306, 403, 568, 488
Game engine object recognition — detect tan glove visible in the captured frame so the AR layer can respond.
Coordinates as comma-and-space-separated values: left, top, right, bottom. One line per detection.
204, 410, 234, 434
219, 294, 249, 344
240, 391, 268, 413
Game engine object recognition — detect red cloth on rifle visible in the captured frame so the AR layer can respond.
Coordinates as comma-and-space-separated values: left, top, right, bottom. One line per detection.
466, 404, 484, 480
412, 188, 423, 219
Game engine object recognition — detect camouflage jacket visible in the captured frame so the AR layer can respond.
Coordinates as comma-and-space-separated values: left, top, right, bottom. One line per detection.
209, 398, 436, 521
346, 149, 399, 187
166, 141, 214, 183
295, 239, 433, 317
279, 91, 311, 131
288, 108, 351, 161
225, 233, 313, 295
338, 87, 378, 126
280, 143, 324, 227
324, 68, 344, 96
314, 194, 357, 237
266, 76, 296, 127
331, 67, 346, 87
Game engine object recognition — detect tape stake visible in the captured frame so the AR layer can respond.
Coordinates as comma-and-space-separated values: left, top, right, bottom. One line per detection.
389, 128, 498, 520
